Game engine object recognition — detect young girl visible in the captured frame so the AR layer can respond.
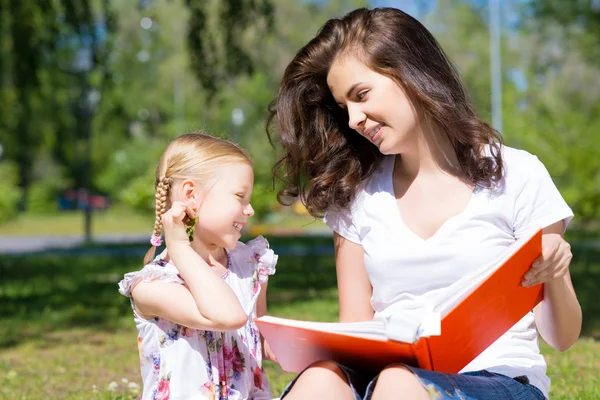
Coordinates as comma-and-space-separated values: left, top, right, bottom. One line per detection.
118, 133, 277, 400
267, 7, 580, 400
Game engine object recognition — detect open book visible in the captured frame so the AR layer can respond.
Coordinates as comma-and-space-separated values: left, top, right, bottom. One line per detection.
255, 229, 544, 374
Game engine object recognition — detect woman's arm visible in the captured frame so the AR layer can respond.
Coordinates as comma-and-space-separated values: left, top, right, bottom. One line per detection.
334, 232, 374, 322
530, 221, 582, 351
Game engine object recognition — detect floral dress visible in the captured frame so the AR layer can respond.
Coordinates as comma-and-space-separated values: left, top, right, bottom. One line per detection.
118, 236, 277, 400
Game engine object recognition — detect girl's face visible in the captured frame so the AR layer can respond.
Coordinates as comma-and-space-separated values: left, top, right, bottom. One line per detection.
327, 55, 419, 155
194, 162, 255, 249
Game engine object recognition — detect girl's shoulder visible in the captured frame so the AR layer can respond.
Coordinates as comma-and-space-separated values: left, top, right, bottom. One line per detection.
118, 258, 184, 297
229, 236, 278, 281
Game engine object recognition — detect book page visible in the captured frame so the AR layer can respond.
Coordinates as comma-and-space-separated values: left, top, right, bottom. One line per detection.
256, 316, 388, 340
434, 231, 534, 316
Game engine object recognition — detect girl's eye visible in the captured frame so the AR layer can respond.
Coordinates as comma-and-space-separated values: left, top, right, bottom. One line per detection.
357, 90, 368, 100
236, 193, 245, 199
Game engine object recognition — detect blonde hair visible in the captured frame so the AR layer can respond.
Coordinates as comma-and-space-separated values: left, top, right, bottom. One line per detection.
144, 132, 252, 264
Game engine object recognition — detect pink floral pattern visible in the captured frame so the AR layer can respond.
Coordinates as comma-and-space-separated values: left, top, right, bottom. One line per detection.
253, 367, 264, 390
223, 337, 246, 380
247, 236, 277, 296
155, 377, 170, 400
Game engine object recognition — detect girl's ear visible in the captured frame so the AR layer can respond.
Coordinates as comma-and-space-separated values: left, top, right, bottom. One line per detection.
180, 179, 198, 208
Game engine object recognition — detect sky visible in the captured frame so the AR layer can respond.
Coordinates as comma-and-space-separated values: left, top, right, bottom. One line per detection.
370, 0, 437, 19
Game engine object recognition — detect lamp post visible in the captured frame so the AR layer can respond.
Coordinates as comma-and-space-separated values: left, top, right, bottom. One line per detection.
80, 80, 100, 244
70, 44, 101, 244
489, 0, 503, 134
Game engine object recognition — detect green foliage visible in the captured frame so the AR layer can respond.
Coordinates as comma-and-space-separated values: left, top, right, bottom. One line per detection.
427, 0, 493, 120
0, 0, 598, 233
185, 0, 274, 96
251, 181, 277, 221
528, 1, 600, 62
26, 152, 71, 214
96, 137, 162, 200
27, 183, 59, 215
118, 166, 155, 214
0, 162, 22, 223
0, 0, 116, 208
502, 4, 600, 225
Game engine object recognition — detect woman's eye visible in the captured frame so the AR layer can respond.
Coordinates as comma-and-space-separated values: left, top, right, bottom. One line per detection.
357, 90, 368, 100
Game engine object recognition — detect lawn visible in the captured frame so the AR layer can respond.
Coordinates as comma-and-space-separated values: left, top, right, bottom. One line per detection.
1, 235, 599, 399
0, 209, 327, 237
0, 209, 153, 236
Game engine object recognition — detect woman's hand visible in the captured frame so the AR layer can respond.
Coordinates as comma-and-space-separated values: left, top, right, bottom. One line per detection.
522, 232, 572, 287
162, 201, 196, 249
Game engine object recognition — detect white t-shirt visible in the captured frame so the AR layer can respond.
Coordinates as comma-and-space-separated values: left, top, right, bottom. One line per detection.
324, 146, 573, 398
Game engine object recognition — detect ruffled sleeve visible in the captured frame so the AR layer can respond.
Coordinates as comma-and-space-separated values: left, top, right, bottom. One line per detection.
118, 260, 184, 297
245, 236, 277, 284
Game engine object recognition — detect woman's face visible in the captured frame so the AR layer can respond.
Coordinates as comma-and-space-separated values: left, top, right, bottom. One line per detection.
327, 55, 419, 155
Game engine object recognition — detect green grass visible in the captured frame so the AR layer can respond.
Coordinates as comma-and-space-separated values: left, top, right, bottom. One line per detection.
0, 209, 153, 236
0, 209, 327, 237
1, 236, 599, 399
542, 338, 600, 399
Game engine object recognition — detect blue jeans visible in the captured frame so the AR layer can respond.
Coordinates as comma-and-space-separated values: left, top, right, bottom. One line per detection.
280, 362, 547, 400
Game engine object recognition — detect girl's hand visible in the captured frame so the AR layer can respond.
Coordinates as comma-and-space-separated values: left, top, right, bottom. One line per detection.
162, 201, 197, 248
522, 232, 572, 287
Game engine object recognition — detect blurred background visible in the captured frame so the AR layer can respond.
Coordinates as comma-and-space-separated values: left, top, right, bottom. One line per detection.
0, 0, 599, 398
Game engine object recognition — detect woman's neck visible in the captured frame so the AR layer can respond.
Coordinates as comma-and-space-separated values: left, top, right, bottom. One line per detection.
395, 118, 463, 181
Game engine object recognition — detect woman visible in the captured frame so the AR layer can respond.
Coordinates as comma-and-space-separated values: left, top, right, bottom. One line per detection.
267, 7, 580, 400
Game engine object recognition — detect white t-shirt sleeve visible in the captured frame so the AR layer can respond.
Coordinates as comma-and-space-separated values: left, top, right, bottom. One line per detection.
324, 206, 361, 244
512, 155, 573, 238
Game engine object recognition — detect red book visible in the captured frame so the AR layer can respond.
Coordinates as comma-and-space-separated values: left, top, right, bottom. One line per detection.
255, 229, 543, 374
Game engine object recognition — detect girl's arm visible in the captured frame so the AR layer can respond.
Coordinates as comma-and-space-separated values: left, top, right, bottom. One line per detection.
531, 221, 582, 351
132, 202, 247, 331
334, 232, 374, 322
132, 277, 246, 331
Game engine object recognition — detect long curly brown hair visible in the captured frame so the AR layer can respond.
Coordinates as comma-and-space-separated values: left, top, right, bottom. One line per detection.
266, 7, 503, 218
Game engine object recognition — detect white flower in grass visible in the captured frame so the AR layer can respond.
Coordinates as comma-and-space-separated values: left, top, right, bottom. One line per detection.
121, 378, 129, 385
92, 384, 98, 394
128, 382, 140, 393
107, 381, 119, 392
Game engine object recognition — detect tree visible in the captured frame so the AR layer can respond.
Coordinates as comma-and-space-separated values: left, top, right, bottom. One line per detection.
528, 1, 600, 63
111, 0, 370, 219
510, 8, 600, 227
0, 0, 276, 213
0, 0, 115, 211
184, 0, 275, 96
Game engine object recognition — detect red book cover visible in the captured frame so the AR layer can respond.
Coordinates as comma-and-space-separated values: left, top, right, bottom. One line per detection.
255, 229, 543, 374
